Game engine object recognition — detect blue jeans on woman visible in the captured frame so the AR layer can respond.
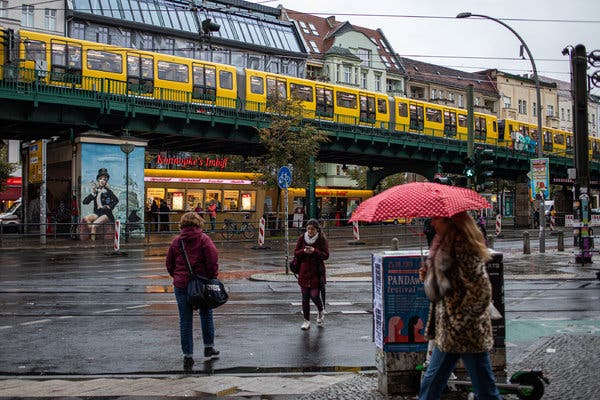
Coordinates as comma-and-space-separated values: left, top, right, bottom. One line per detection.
418, 346, 502, 400
174, 286, 214, 357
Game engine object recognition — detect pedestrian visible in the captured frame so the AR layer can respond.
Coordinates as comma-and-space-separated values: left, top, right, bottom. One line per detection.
206, 200, 217, 233
165, 212, 220, 372
476, 211, 487, 243
423, 218, 436, 247
70, 195, 79, 239
293, 218, 329, 330
159, 200, 170, 232
417, 211, 501, 400
150, 200, 159, 231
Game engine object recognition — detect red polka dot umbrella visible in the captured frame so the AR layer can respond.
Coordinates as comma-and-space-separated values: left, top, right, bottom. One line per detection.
349, 182, 491, 222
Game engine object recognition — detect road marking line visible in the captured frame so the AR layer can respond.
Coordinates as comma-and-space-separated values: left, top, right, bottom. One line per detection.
20, 319, 51, 326
340, 310, 368, 314
94, 309, 120, 314
0, 325, 14, 330
127, 305, 150, 309
328, 302, 352, 306
57, 316, 73, 319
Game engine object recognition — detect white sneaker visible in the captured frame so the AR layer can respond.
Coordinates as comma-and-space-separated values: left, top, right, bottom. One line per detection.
301, 320, 310, 330
317, 311, 325, 326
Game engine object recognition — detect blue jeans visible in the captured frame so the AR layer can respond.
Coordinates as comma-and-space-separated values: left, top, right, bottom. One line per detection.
174, 286, 215, 357
418, 346, 502, 400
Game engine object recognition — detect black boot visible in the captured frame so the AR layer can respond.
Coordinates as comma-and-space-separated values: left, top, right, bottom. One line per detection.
204, 347, 220, 358
183, 356, 194, 372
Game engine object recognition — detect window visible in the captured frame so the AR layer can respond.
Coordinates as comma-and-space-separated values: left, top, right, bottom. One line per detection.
378, 98, 387, 114
44, 9, 57, 31
547, 105, 554, 117
87, 50, 123, 73
240, 191, 256, 211
337, 91, 357, 109
431, 89, 436, 100
375, 74, 381, 92
567, 109, 571, 121
343, 65, 351, 84
167, 189, 185, 211
290, 83, 313, 102
250, 75, 264, 94
357, 48, 370, 67
141, 33, 153, 51
561, 108, 565, 121
164, 38, 175, 55
503, 96, 511, 109
219, 70, 233, 90
24, 40, 46, 62
223, 190, 239, 211
122, 31, 132, 48
186, 189, 205, 212
397, 102, 408, 118
22, 5, 34, 27
206, 190, 222, 211
0, 1, 7, 18
309, 40, 319, 54
458, 94, 464, 108
158, 60, 189, 82
518, 99, 527, 114
361, 71, 367, 89
97, 27, 109, 44
458, 114, 467, 128
532, 102, 537, 117
426, 108, 442, 123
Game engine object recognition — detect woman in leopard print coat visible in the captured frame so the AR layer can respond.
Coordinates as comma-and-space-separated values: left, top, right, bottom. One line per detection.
417, 211, 501, 400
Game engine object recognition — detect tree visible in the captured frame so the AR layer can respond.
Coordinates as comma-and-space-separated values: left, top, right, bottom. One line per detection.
246, 97, 329, 189
0, 143, 17, 192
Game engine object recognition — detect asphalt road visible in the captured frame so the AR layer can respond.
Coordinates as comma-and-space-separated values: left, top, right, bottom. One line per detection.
0, 238, 599, 376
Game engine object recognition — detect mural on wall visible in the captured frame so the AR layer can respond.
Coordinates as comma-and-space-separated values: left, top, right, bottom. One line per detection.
80, 143, 145, 239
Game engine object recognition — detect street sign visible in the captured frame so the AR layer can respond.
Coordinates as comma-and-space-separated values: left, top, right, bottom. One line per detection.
277, 166, 292, 189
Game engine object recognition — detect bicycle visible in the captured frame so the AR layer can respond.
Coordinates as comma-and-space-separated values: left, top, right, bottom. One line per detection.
221, 214, 255, 240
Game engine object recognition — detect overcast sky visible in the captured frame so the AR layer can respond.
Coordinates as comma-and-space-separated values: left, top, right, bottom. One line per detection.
265, 0, 600, 91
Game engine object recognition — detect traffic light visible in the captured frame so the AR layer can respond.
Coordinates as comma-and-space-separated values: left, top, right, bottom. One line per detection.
474, 146, 494, 191
201, 18, 221, 35
463, 157, 475, 178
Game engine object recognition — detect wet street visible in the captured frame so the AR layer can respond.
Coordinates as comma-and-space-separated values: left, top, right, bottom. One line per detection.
1, 236, 599, 376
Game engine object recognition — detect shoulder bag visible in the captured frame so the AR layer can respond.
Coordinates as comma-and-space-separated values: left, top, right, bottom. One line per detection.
179, 239, 228, 309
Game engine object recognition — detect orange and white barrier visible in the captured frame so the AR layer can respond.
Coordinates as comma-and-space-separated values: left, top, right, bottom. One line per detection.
114, 220, 121, 252
258, 217, 266, 247
495, 214, 502, 236
353, 221, 361, 241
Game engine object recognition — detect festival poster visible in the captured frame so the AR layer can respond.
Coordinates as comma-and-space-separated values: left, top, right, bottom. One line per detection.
530, 158, 549, 201
80, 142, 145, 236
373, 252, 430, 353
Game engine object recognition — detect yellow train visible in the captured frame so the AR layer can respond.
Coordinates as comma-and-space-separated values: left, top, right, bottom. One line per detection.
4, 29, 599, 161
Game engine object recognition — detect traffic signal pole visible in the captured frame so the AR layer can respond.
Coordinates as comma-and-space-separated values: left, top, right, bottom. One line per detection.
466, 84, 474, 190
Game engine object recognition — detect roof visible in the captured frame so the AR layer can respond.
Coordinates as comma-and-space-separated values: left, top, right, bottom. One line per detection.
399, 57, 498, 98
281, 8, 405, 75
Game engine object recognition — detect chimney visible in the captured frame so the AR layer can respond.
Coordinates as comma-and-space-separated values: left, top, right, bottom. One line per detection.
326, 16, 336, 28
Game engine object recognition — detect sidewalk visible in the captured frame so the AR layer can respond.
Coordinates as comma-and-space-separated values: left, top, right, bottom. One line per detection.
1, 246, 598, 399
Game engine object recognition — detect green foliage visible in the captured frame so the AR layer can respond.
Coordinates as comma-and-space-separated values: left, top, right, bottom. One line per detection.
0, 144, 17, 192
246, 97, 329, 188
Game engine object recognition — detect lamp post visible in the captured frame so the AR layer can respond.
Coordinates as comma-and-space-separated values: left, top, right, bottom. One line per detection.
120, 142, 135, 242
457, 12, 545, 252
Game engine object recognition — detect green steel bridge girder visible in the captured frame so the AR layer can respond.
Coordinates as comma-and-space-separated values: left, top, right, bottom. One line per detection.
0, 82, 596, 183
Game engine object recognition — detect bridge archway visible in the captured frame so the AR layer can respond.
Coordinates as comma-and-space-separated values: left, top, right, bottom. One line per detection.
365, 163, 440, 191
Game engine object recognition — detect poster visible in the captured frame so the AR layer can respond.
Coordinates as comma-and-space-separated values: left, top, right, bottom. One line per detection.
80, 142, 145, 237
373, 251, 429, 353
530, 158, 549, 201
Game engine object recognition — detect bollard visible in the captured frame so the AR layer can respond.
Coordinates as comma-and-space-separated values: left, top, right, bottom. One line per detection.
557, 230, 564, 251
523, 231, 531, 254
487, 235, 494, 249
391, 237, 400, 250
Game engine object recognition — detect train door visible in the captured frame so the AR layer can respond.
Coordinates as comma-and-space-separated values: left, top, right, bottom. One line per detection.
50, 39, 82, 85
315, 85, 334, 118
126, 52, 154, 94
359, 94, 376, 123
543, 129, 553, 153
566, 134, 574, 154
409, 103, 424, 131
191, 63, 217, 101
21, 38, 47, 82
443, 110, 457, 136
395, 99, 409, 131
474, 116, 487, 141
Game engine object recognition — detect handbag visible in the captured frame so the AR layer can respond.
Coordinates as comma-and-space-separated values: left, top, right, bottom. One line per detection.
179, 239, 228, 309
289, 257, 300, 274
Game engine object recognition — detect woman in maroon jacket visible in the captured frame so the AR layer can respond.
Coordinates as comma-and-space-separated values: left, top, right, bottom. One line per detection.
166, 212, 220, 372
293, 219, 329, 330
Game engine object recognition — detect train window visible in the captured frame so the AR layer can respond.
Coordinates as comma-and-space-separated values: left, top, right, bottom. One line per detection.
458, 114, 467, 127
543, 130, 553, 151
316, 87, 333, 117
409, 104, 424, 130
24, 40, 45, 62
397, 102, 408, 118
566, 135, 573, 150
219, 70, 233, 90
377, 98, 387, 114
444, 111, 457, 135
593, 141, 600, 155
50, 41, 81, 82
360, 95, 375, 122
87, 50, 123, 73
192, 65, 216, 99
266, 77, 287, 101
52, 43, 67, 67
250, 75, 264, 94
337, 91, 357, 109
290, 83, 313, 102
554, 133, 565, 145
158, 60, 189, 83
426, 108, 442, 123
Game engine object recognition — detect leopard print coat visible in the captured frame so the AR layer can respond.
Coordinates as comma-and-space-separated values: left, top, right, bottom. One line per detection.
424, 235, 494, 353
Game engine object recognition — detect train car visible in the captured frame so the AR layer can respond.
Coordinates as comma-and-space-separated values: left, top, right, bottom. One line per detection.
332, 85, 390, 129
590, 136, 600, 161
16, 30, 238, 107
498, 119, 539, 154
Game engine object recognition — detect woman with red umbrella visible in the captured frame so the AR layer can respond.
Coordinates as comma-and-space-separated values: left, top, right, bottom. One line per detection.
417, 211, 501, 400
293, 219, 329, 330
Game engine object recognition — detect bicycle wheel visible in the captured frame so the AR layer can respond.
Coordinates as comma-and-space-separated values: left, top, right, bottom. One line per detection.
221, 223, 234, 240
242, 222, 255, 239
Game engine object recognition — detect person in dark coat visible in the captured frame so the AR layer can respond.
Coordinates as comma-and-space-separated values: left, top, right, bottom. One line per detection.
293, 219, 329, 330
159, 200, 170, 231
165, 212, 220, 372
82, 168, 119, 240
150, 200, 159, 231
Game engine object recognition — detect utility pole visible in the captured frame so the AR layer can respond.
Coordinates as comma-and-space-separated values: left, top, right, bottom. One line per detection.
466, 84, 474, 190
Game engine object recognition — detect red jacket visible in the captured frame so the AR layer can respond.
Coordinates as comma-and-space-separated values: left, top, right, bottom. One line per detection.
166, 227, 219, 289
293, 235, 329, 288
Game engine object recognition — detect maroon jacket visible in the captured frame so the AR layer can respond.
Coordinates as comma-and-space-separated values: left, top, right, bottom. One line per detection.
166, 226, 219, 289
293, 235, 329, 288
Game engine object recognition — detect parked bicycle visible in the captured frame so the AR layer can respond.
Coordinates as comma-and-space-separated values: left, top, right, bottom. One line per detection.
221, 214, 255, 240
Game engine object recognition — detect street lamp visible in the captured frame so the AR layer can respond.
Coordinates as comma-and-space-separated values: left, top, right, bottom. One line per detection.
120, 142, 135, 242
457, 12, 545, 251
